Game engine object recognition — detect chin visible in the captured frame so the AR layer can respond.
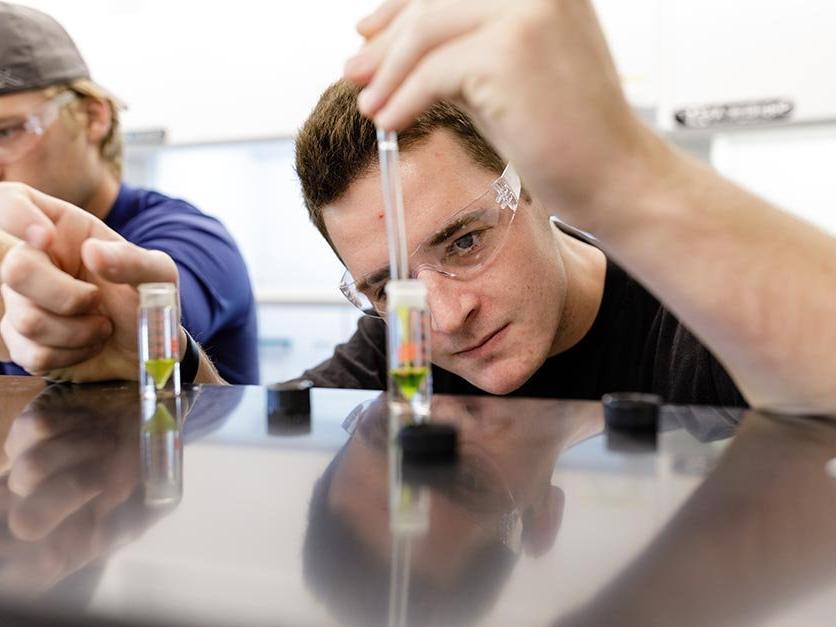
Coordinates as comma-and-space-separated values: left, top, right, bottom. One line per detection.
462, 358, 537, 396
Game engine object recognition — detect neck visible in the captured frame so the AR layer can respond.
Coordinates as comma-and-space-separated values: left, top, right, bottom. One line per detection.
80, 171, 120, 222
548, 222, 607, 356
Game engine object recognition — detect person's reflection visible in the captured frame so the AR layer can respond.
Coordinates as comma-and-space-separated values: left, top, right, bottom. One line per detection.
0, 381, 245, 603
304, 394, 603, 626
0, 384, 156, 598
0, 379, 45, 477
560, 411, 836, 627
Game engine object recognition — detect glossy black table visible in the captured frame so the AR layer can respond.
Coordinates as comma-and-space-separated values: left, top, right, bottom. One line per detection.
0, 377, 834, 626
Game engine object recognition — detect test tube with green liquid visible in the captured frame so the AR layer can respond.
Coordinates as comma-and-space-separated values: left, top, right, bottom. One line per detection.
138, 283, 180, 399
386, 279, 432, 420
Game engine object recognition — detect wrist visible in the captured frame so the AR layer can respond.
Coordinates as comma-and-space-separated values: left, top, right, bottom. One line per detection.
178, 326, 188, 361
179, 327, 200, 385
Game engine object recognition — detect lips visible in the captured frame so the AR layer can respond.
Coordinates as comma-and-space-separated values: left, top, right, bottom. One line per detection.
453, 323, 509, 358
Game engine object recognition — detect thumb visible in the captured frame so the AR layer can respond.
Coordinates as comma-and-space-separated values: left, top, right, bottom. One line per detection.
81, 239, 178, 287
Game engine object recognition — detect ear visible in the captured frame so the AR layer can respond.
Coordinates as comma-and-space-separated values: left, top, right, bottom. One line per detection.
81, 97, 113, 144
522, 485, 565, 557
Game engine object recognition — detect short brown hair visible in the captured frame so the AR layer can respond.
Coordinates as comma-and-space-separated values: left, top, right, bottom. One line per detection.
295, 79, 504, 251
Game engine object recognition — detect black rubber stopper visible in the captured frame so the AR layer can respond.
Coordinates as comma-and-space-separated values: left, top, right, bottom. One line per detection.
602, 392, 662, 433
398, 422, 458, 464
267, 379, 313, 436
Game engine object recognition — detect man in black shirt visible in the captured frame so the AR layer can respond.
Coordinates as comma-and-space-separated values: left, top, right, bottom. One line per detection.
294, 81, 745, 406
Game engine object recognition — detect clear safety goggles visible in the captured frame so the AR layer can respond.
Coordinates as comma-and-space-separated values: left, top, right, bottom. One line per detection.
0, 91, 77, 165
340, 163, 521, 317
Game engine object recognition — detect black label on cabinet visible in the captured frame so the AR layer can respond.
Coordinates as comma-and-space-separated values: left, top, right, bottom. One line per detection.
674, 98, 794, 128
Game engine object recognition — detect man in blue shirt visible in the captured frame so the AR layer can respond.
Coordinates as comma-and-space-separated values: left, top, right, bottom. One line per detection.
0, 3, 258, 384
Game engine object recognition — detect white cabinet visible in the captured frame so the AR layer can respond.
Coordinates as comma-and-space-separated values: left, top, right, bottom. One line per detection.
594, 1, 836, 130
658, 0, 836, 130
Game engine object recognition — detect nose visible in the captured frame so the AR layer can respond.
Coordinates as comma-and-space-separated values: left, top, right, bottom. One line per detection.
419, 270, 478, 336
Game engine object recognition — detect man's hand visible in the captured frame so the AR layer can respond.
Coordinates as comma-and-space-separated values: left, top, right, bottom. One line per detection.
345, 0, 660, 230
0, 183, 179, 382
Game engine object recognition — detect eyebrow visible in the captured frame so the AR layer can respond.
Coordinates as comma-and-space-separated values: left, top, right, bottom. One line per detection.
0, 114, 25, 125
355, 267, 391, 294
426, 211, 483, 247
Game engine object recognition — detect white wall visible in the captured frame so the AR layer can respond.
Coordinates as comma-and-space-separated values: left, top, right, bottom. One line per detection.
659, 0, 836, 129
712, 126, 836, 236
22, 1, 836, 137
594, 0, 661, 109
19, 0, 379, 142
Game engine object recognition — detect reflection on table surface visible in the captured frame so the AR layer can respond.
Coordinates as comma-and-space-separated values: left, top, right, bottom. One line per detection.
0, 376, 834, 626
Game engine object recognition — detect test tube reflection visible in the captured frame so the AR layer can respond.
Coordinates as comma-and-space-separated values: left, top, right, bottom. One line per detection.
388, 438, 430, 627
141, 396, 183, 507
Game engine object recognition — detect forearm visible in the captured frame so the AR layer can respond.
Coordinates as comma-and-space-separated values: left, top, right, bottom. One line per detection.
580, 136, 836, 411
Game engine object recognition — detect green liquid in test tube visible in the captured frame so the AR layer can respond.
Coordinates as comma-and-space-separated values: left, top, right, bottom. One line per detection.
138, 283, 181, 399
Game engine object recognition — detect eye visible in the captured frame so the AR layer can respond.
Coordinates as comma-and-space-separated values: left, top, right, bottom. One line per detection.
453, 233, 476, 252
0, 124, 23, 141
448, 229, 487, 257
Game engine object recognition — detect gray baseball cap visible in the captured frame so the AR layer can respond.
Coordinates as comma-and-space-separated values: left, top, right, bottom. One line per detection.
0, 2, 91, 95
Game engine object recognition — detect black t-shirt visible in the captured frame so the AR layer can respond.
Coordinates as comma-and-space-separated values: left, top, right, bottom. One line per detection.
300, 260, 746, 407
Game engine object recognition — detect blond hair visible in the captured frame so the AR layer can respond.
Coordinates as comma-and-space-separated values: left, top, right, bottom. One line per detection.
45, 79, 125, 178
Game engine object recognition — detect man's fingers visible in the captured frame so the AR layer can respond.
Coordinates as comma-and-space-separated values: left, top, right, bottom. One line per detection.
373, 37, 474, 131
1, 315, 104, 375
1, 246, 100, 316
81, 239, 178, 287
8, 428, 115, 498
354, 0, 485, 119
8, 463, 103, 542
356, 0, 409, 39
1, 288, 111, 349
0, 183, 58, 243
23, 224, 53, 250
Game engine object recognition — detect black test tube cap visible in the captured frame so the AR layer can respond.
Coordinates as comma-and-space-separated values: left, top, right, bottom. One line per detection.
398, 422, 458, 464
267, 379, 313, 436
602, 392, 662, 433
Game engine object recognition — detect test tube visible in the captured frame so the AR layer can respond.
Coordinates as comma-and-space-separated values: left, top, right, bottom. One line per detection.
377, 128, 409, 282
138, 283, 181, 399
140, 395, 183, 507
386, 279, 432, 421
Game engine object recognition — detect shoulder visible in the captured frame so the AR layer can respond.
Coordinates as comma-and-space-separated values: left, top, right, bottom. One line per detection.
119, 185, 199, 213
112, 185, 237, 246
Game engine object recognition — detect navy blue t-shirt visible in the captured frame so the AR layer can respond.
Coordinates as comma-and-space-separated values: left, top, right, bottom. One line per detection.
1, 185, 259, 384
